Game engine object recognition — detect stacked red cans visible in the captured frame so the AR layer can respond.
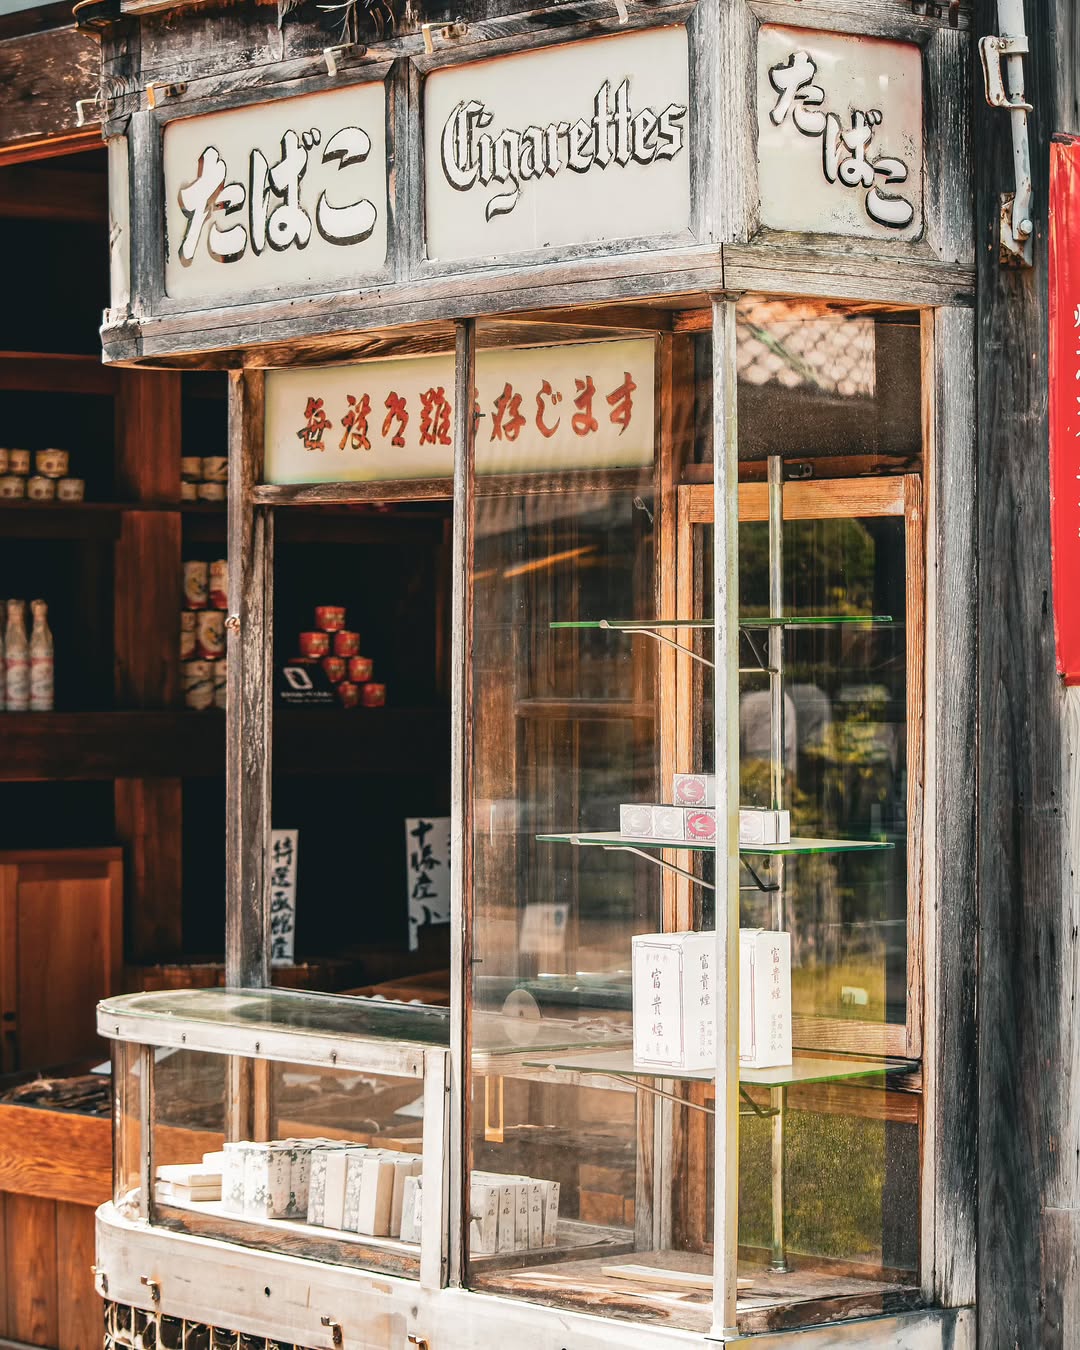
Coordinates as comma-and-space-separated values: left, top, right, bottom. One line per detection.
291, 606, 384, 709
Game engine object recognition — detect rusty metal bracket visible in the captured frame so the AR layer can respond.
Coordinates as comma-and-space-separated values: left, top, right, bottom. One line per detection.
321, 1315, 344, 1347
979, 0, 1034, 266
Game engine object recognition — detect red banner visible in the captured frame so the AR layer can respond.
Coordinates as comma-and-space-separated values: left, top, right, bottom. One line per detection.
1050, 138, 1080, 684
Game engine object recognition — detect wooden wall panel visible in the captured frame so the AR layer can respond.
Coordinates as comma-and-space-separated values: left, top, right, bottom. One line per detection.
55, 1202, 99, 1350
0, 1106, 110, 1208
115, 779, 183, 962
113, 512, 183, 711
0, 26, 101, 167
5, 1194, 58, 1347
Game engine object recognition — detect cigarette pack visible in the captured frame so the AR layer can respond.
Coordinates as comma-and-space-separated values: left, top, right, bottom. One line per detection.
542, 1180, 561, 1247
497, 1181, 515, 1252
400, 1175, 422, 1244
632, 931, 716, 1071
222, 1142, 255, 1214
244, 1142, 300, 1219
684, 808, 716, 842
306, 1144, 357, 1229
343, 1150, 397, 1236
469, 1178, 500, 1254
673, 773, 716, 807
528, 1182, 545, 1249
389, 1155, 423, 1238
651, 805, 687, 840
619, 804, 654, 837
740, 929, 792, 1068
515, 1182, 531, 1250
738, 808, 791, 846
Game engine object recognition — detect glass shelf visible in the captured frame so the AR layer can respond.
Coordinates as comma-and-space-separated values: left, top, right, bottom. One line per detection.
549, 615, 892, 630
537, 831, 894, 856
519, 1047, 917, 1089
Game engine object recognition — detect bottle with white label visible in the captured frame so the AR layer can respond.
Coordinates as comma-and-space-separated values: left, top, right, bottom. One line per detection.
29, 599, 53, 712
5, 600, 29, 712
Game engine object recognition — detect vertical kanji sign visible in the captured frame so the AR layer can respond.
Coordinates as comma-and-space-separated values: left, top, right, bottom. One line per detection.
269, 828, 299, 965
405, 816, 451, 952
1050, 139, 1080, 684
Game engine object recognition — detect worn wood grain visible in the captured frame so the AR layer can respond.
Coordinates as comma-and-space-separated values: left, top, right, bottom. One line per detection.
55, 1201, 100, 1350
0, 26, 101, 165
116, 368, 182, 503
919, 307, 976, 1309
114, 511, 182, 707
4, 1193, 58, 1346
923, 25, 974, 267
226, 369, 271, 989
974, 0, 1062, 1330
0, 351, 117, 395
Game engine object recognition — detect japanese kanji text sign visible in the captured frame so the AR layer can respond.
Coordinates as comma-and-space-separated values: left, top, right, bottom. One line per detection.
269, 828, 299, 966
757, 26, 923, 241
406, 816, 450, 951
264, 339, 654, 483
1049, 139, 1080, 684
163, 83, 387, 304
423, 27, 690, 263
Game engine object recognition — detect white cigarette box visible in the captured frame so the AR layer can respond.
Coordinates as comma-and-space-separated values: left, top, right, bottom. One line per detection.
528, 1181, 545, 1249
469, 1179, 499, 1254
740, 929, 792, 1068
497, 1181, 516, 1252
673, 773, 716, 807
739, 808, 791, 846
356, 1150, 396, 1236
390, 1156, 423, 1238
222, 1141, 253, 1214
633, 929, 793, 1071
632, 931, 716, 1071
306, 1144, 355, 1228
619, 804, 654, 837
652, 805, 688, 840
542, 1180, 561, 1247
400, 1175, 422, 1244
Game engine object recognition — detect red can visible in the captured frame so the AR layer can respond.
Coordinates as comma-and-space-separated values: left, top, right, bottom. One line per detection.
322, 655, 346, 684
333, 629, 360, 657
362, 682, 386, 708
347, 656, 373, 683
337, 680, 360, 708
299, 631, 330, 657
315, 606, 346, 632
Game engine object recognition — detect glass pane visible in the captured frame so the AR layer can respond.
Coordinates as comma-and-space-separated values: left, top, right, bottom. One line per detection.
112, 1041, 144, 1219
150, 1048, 426, 1275
466, 326, 717, 1331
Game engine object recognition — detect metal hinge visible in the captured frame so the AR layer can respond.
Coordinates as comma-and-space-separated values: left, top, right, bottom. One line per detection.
979, 0, 1034, 266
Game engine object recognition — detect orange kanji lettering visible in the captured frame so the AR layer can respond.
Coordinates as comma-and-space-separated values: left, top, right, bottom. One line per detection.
339, 393, 371, 451
297, 396, 331, 452
491, 383, 526, 442
572, 376, 598, 436
419, 386, 453, 446
535, 380, 562, 438
606, 372, 637, 434
382, 392, 408, 448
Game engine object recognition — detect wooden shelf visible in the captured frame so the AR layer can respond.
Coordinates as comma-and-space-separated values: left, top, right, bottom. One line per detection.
0, 352, 119, 397
0, 501, 228, 540
0, 707, 449, 781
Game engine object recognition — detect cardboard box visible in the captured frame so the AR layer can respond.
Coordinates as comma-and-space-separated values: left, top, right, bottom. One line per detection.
306, 1144, 356, 1229
684, 808, 716, 842
390, 1155, 423, 1238
673, 773, 715, 807
400, 1175, 422, 1244
740, 928, 792, 1069
738, 808, 791, 845
469, 1178, 499, 1254
619, 804, 654, 837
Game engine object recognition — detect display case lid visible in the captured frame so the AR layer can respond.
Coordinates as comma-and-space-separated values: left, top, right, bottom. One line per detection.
98, 987, 447, 1074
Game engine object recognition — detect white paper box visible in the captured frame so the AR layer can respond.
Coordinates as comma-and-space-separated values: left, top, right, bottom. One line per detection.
400, 1175, 422, 1244
683, 808, 716, 842
390, 1156, 423, 1238
673, 773, 715, 807
222, 1142, 253, 1214
356, 1150, 396, 1236
469, 1179, 499, 1254
497, 1182, 516, 1252
528, 1182, 544, 1249
632, 931, 716, 1071
652, 805, 687, 840
740, 929, 792, 1068
542, 1180, 561, 1247
739, 808, 791, 845
306, 1144, 355, 1228
620, 804, 654, 837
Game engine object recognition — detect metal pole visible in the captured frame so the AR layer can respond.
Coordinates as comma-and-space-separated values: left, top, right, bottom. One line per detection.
710, 296, 741, 1340
449, 318, 476, 1288
767, 454, 785, 934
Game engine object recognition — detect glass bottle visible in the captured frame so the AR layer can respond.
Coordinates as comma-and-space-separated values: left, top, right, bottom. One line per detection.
29, 599, 53, 712
5, 600, 28, 712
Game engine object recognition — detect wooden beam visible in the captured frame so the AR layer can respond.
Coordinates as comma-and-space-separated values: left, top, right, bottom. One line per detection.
0, 164, 106, 222
115, 778, 183, 962
0, 26, 101, 165
225, 369, 272, 989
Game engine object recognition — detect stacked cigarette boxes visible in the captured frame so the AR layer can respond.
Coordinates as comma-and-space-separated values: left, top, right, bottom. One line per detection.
619, 772, 790, 846
631, 928, 792, 1071
306, 1143, 422, 1239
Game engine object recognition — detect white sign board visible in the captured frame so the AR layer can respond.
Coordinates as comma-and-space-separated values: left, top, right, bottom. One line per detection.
163, 83, 388, 304
406, 816, 451, 951
757, 25, 923, 241
264, 338, 654, 484
423, 27, 691, 263
269, 828, 299, 965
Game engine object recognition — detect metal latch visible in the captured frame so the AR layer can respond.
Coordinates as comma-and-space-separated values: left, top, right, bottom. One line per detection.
979, 35, 1033, 111
979, 0, 1034, 267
